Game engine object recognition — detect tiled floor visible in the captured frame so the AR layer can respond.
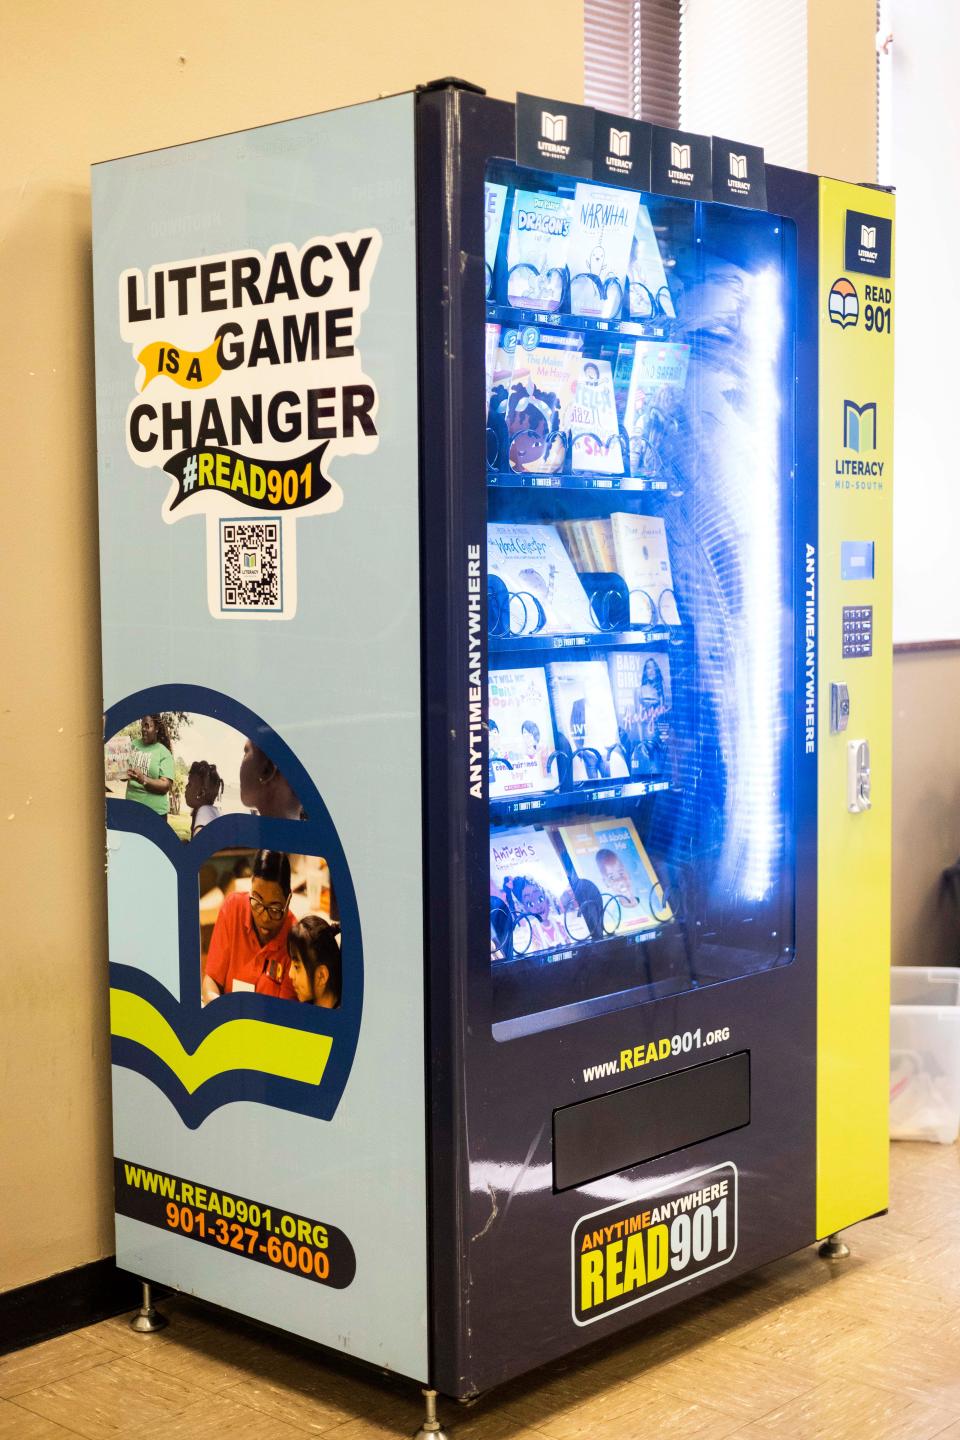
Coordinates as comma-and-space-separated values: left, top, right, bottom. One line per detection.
2, 1140, 958, 1439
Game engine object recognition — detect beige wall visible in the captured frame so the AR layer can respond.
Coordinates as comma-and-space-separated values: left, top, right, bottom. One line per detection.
0, 1, 584, 1294
807, 0, 877, 181
892, 651, 960, 968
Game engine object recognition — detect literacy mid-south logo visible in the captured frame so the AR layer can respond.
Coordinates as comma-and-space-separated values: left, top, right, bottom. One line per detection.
609, 128, 631, 159
829, 277, 859, 328
541, 111, 567, 143
861, 224, 877, 250
729, 153, 748, 179
843, 399, 877, 453
670, 142, 691, 170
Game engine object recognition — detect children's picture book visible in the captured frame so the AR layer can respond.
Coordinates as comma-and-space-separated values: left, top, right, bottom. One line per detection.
506, 332, 582, 473
488, 523, 594, 636
490, 826, 578, 956
484, 181, 508, 294
618, 339, 691, 485
546, 660, 630, 781
566, 183, 640, 316
627, 205, 676, 318
488, 667, 560, 798
506, 189, 575, 311
611, 512, 677, 626
557, 816, 670, 933
564, 358, 625, 475
607, 649, 672, 776
104, 733, 136, 784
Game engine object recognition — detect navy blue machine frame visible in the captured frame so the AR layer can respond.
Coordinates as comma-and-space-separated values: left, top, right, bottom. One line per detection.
417, 83, 820, 1399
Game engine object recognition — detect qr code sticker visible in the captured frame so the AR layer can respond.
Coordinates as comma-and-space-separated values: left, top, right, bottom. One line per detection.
219, 520, 282, 612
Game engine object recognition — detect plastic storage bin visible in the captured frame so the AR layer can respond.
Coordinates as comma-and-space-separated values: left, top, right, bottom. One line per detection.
890, 966, 960, 1143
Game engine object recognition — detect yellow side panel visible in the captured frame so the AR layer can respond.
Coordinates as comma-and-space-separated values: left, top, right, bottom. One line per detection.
817, 179, 894, 1236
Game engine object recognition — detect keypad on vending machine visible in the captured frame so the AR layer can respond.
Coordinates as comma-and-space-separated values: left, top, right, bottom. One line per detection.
841, 605, 873, 659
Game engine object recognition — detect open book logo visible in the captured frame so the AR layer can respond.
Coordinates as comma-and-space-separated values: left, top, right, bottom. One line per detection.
670, 142, 691, 170
860, 224, 877, 250
843, 400, 877, 452
609, 128, 631, 159
104, 684, 364, 1129
729, 153, 748, 180
542, 112, 568, 143
829, 277, 859, 328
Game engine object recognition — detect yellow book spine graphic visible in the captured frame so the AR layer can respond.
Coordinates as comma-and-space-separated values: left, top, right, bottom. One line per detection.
110, 989, 332, 1095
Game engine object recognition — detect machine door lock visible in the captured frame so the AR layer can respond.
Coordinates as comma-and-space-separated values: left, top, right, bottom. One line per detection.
847, 738, 871, 813
830, 682, 850, 733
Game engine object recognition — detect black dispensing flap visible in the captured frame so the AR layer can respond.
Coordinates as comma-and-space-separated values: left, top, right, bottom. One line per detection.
553, 1051, 750, 1191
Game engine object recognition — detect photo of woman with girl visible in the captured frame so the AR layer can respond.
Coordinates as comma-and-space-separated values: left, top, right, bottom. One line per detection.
201, 847, 341, 1008
105, 711, 305, 839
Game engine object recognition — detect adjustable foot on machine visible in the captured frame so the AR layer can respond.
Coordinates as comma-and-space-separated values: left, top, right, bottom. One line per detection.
129, 1281, 169, 1333
818, 1233, 850, 1261
413, 1388, 449, 1440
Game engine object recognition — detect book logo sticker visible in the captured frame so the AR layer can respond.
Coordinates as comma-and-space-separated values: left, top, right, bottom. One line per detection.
844, 209, 892, 276
542, 111, 568, 144
670, 142, 691, 170
119, 231, 382, 621
729, 152, 748, 179
609, 128, 631, 159
829, 277, 859, 328
843, 400, 877, 452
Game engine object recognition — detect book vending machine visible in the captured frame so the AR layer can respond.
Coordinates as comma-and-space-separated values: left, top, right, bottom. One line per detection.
92, 82, 894, 1402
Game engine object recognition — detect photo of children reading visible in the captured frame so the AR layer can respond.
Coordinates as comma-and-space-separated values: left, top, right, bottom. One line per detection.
104, 712, 305, 840
200, 847, 340, 1006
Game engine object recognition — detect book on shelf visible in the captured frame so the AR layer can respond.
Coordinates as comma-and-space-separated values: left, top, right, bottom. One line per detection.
490, 825, 578, 956
484, 181, 508, 290
557, 816, 670, 933
506, 331, 582, 473
610, 511, 678, 626
505, 189, 574, 312
627, 205, 677, 319
566, 183, 640, 316
607, 648, 672, 777
618, 339, 690, 486
546, 659, 630, 782
556, 517, 617, 576
563, 357, 624, 475
488, 522, 594, 636
488, 667, 560, 799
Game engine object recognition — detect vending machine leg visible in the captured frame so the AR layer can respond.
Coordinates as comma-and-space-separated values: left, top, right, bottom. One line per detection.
129, 1280, 169, 1333
413, 1389, 449, 1440
817, 1233, 851, 1261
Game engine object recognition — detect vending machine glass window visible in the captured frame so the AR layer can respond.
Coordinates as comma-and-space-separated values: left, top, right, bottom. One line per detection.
484, 163, 797, 1039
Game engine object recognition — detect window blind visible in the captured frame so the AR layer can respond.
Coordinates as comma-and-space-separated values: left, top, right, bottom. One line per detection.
584, 0, 680, 126
679, 0, 808, 169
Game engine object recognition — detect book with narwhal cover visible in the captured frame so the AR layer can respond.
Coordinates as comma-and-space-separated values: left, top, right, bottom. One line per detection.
488, 666, 559, 799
